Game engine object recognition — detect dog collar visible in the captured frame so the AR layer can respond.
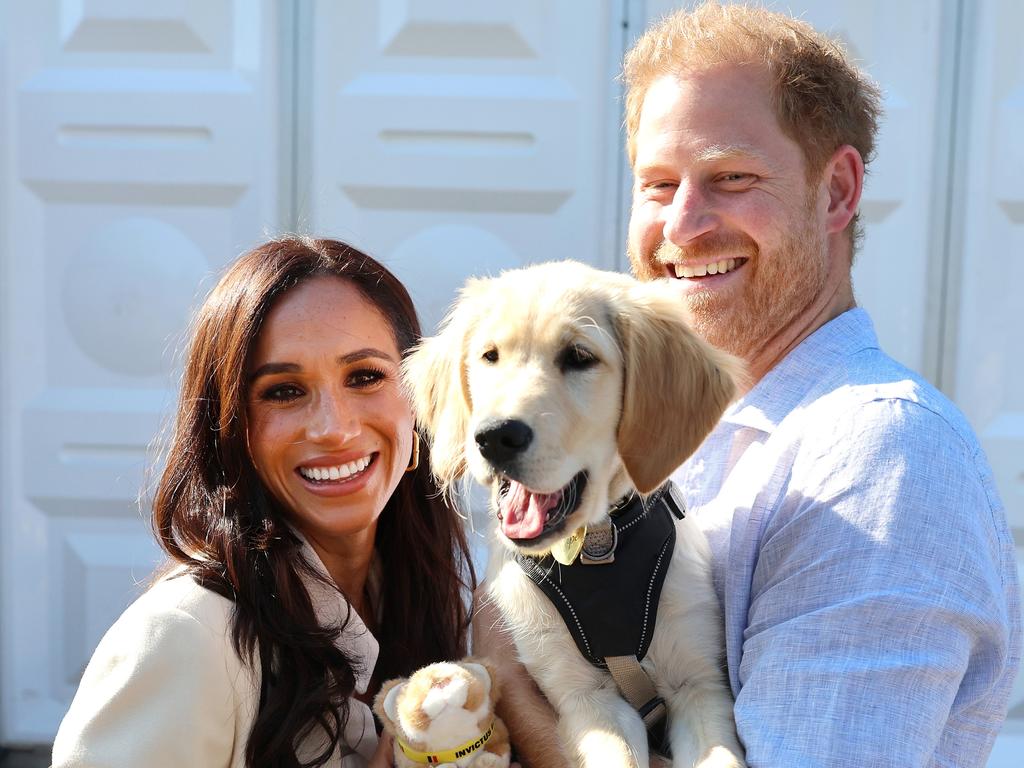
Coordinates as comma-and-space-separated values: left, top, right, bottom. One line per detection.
397, 720, 495, 764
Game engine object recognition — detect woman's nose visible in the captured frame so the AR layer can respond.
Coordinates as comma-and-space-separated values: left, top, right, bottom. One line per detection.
306, 391, 361, 444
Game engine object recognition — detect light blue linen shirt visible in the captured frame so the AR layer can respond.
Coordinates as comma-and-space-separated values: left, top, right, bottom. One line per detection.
672, 308, 1021, 767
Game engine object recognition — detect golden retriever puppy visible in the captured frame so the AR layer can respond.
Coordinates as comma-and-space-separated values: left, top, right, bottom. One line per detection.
404, 261, 745, 768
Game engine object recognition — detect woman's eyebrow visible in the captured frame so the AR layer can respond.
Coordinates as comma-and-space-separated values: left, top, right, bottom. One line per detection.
338, 348, 397, 365
249, 362, 300, 382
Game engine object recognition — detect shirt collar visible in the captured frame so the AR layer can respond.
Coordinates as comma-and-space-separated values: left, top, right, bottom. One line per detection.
723, 308, 880, 434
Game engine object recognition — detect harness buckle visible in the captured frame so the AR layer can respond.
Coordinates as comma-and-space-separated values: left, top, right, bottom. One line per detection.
637, 695, 667, 726
580, 521, 617, 565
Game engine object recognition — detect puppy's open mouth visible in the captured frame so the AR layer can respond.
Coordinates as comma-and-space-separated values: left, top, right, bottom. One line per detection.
497, 471, 588, 544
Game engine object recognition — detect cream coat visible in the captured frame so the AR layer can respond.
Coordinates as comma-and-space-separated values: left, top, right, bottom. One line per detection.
51, 537, 380, 768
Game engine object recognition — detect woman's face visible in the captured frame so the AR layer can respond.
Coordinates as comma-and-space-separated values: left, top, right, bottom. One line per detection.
246, 276, 415, 547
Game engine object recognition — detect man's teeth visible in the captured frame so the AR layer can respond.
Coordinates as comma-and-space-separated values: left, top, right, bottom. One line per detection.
299, 456, 371, 482
673, 258, 740, 278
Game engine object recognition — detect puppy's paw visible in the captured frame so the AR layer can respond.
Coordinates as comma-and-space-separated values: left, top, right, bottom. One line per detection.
692, 745, 745, 768
577, 730, 641, 768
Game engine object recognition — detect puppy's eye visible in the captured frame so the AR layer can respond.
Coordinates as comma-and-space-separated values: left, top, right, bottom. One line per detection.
482, 347, 499, 364
558, 344, 598, 372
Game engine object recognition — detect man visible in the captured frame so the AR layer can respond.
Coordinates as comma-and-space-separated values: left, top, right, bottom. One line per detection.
477, 3, 1022, 767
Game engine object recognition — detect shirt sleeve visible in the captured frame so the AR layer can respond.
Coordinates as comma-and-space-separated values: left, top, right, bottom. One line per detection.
734, 398, 1016, 767
52, 590, 248, 768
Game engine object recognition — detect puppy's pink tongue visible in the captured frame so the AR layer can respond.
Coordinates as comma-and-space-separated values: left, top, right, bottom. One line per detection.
500, 481, 562, 540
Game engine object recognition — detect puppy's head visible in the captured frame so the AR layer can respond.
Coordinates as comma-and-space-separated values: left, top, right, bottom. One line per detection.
404, 261, 739, 557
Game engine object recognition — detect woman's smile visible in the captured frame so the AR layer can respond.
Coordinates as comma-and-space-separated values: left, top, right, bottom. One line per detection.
296, 452, 378, 496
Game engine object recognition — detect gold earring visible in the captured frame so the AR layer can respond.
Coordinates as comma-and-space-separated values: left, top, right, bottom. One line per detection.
405, 431, 420, 473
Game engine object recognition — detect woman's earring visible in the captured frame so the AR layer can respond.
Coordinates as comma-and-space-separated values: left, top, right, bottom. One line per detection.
405, 431, 420, 473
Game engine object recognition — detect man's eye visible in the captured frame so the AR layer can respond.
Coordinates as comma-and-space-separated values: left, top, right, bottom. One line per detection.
558, 344, 598, 372
718, 172, 753, 183
644, 181, 678, 193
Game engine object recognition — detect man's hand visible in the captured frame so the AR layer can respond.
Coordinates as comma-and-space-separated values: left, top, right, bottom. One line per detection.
473, 590, 570, 768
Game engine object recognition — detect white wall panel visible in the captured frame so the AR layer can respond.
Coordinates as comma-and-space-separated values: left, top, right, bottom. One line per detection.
950, 0, 1024, 758
0, 0, 283, 742
305, 0, 623, 334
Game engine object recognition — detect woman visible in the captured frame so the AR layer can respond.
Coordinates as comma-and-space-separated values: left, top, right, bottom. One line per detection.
52, 237, 476, 767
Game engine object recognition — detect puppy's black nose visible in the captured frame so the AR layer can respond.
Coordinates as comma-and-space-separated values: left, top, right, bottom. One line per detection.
475, 419, 534, 467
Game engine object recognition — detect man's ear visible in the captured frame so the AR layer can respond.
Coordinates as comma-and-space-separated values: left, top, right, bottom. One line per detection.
614, 284, 742, 493
402, 277, 492, 490
824, 144, 865, 235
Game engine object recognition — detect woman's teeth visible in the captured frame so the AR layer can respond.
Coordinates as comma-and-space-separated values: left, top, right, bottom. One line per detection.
673, 258, 741, 278
299, 456, 371, 482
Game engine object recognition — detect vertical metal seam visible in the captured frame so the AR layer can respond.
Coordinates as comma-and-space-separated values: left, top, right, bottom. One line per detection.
285, 0, 312, 234
614, 0, 645, 272
934, 0, 971, 396
289, 0, 301, 232
611, 0, 631, 271
277, 0, 297, 232
0, 0, 9, 740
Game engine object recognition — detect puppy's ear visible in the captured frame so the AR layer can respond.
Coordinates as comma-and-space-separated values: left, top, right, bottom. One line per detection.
402, 278, 490, 489
614, 285, 741, 493
373, 678, 406, 737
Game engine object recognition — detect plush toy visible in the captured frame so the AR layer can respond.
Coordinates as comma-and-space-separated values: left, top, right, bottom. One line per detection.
373, 659, 511, 767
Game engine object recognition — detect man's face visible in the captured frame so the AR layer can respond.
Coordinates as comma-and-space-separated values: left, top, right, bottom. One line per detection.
627, 65, 840, 364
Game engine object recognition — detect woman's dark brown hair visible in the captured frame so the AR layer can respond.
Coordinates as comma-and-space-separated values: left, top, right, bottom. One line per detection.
152, 236, 475, 767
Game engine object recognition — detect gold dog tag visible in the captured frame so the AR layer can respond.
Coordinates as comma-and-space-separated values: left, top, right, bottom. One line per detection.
551, 526, 586, 566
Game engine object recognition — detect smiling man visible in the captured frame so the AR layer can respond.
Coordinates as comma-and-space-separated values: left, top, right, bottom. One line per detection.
477, 4, 1021, 768
621, 3, 1021, 767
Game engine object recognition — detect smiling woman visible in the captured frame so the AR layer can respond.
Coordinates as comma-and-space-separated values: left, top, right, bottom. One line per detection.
51, 238, 477, 768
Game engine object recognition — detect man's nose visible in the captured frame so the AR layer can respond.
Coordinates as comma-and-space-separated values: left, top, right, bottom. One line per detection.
306, 391, 360, 443
663, 179, 717, 246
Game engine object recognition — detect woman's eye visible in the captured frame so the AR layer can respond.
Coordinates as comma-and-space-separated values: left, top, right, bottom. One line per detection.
348, 368, 387, 388
559, 344, 598, 372
261, 384, 303, 402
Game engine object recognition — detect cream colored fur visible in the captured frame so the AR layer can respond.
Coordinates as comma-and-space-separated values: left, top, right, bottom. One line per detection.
404, 261, 746, 768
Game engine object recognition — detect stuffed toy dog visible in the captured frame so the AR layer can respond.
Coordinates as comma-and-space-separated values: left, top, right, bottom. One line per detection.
374, 659, 511, 767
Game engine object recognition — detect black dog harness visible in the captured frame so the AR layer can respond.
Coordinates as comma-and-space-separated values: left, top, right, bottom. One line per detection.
515, 482, 684, 739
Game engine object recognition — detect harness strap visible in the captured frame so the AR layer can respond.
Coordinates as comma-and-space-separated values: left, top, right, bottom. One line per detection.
605, 655, 666, 729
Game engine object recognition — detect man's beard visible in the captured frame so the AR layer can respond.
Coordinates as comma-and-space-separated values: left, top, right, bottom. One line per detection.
630, 199, 827, 363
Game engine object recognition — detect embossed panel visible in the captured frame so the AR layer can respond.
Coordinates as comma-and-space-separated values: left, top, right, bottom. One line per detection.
305, 0, 622, 336
0, 0, 282, 742
57, 531, 163, 691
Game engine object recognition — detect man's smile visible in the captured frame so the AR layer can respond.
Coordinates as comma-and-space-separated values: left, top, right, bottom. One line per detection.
666, 257, 749, 279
